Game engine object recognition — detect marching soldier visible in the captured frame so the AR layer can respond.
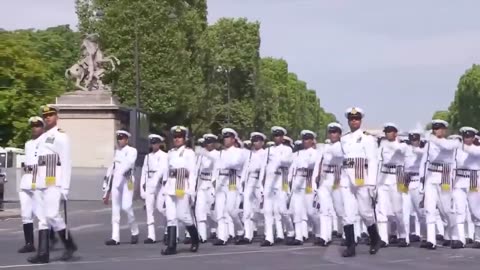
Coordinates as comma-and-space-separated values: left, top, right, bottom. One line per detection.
140, 134, 168, 244
104, 130, 139, 246
212, 128, 246, 245
162, 126, 200, 255
340, 107, 381, 257
287, 130, 319, 245
420, 119, 461, 249
312, 122, 345, 246
195, 134, 220, 242
463, 130, 480, 248
28, 106, 77, 264
262, 126, 294, 246
404, 130, 426, 243
451, 127, 479, 249
376, 123, 409, 247
18, 117, 44, 253
238, 132, 267, 244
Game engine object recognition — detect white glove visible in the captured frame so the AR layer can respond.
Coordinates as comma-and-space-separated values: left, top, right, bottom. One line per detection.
61, 189, 69, 201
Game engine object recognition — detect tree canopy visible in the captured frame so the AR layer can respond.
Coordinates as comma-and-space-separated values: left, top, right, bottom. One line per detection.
0, 0, 335, 146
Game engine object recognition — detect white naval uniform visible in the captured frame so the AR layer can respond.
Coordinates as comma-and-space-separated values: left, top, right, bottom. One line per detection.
288, 146, 318, 242
452, 144, 480, 245
404, 145, 426, 239
419, 136, 460, 246
312, 141, 344, 243
164, 146, 197, 227
195, 148, 220, 241
212, 146, 245, 242
241, 148, 266, 241
140, 149, 168, 241
376, 140, 409, 244
19, 138, 42, 225
34, 126, 71, 231
107, 145, 138, 242
262, 144, 294, 243
340, 129, 378, 227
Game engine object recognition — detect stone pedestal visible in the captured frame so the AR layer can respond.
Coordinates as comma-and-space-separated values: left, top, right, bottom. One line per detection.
52, 90, 131, 168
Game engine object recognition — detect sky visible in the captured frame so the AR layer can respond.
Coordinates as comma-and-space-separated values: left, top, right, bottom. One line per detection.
1, 0, 480, 130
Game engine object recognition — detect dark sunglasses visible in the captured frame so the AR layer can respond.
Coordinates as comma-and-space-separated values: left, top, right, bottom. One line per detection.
116, 135, 127, 140
347, 116, 362, 121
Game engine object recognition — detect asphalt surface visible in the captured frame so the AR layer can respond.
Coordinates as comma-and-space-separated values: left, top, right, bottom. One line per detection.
0, 201, 479, 270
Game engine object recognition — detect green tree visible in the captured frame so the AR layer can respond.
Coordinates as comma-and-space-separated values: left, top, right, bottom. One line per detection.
448, 64, 480, 130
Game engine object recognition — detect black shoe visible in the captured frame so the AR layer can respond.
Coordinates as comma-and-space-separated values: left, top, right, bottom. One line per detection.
314, 237, 327, 246
253, 231, 258, 237
274, 238, 284, 244
409, 234, 421, 243
235, 237, 252, 245
27, 229, 49, 264
209, 232, 217, 240
144, 238, 156, 244
425, 242, 436, 250
389, 235, 399, 244
285, 236, 295, 245
398, 238, 409, 247
367, 224, 382, 255
451, 240, 464, 249
442, 240, 452, 247
161, 226, 177, 255
183, 237, 192, 245
420, 240, 429, 248
466, 238, 473, 244
287, 239, 303, 246
130, 234, 139, 245
58, 229, 78, 261
186, 225, 200, 252
341, 225, 356, 257
212, 239, 227, 246
332, 231, 339, 238
19, 223, 36, 253
260, 240, 274, 247
105, 239, 120, 246
472, 241, 480, 249
436, 234, 444, 241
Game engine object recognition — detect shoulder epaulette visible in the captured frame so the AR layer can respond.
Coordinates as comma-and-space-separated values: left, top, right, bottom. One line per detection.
58, 128, 65, 133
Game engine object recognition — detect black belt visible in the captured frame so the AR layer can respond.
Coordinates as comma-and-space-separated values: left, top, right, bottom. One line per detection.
342, 158, 368, 168
406, 172, 419, 181
294, 168, 313, 177
381, 164, 398, 175
274, 167, 289, 175
456, 169, 477, 178
428, 162, 448, 173
219, 169, 235, 176
169, 169, 189, 178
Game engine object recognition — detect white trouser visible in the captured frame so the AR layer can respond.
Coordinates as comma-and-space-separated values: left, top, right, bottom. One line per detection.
305, 193, 320, 237
215, 185, 243, 241
165, 194, 194, 227
145, 188, 166, 241
452, 187, 469, 244
318, 184, 344, 242
340, 184, 376, 227
424, 182, 455, 246
291, 190, 306, 241
111, 181, 138, 242
195, 186, 215, 241
465, 204, 474, 240
243, 183, 262, 240
19, 189, 37, 224
376, 183, 407, 244
36, 187, 66, 231
467, 191, 480, 242
408, 180, 426, 238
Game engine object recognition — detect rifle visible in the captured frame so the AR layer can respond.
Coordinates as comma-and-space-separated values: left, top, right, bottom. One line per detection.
259, 146, 271, 209
102, 163, 115, 205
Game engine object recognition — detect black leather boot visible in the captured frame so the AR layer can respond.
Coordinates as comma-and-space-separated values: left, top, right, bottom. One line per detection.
161, 226, 177, 255
186, 225, 200, 252
58, 229, 78, 261
49, 227, 57, 251
342, 225, 356, 257
367, 224, 382, 255
27, 229, 49, 264
18, 223, 36, 253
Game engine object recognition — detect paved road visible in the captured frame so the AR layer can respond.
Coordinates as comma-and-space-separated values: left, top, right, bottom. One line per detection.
0, 201, 479, 270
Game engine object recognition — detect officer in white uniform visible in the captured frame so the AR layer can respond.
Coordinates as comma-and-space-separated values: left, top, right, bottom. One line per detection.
340, 107, 381, 257
287, 130, 318, 245
195, 134, 220, 242
404, 131, 426, 242
140, 134, 168, 244
376, 123, 409, 247
212, 128, 245, 245
312, 122, 345, 246
104, 130, 139, 246
28, 106, 77, 264
420, 119, 461, 249
162, 125, 200, 255
261, 126, 294, 246
451, 127, 479, 249
465, 132, 480, 248
237, 132, 267, 244
18, 117, 44, 254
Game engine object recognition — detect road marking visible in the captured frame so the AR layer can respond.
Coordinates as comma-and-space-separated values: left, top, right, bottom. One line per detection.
388, 259, 413, 263
69, 223, 103, 232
